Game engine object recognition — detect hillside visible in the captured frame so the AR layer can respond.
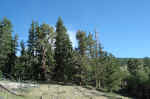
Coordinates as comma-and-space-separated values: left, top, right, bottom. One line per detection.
0, 80, 131, 99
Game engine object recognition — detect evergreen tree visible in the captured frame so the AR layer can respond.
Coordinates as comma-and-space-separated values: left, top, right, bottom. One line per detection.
76, 30, 87, 56
0, 17, 13, 77
20, 40, 26, 56
37, 23, 55, 80
16, 40, 28, 79
28, 21, 38, 57
88, 30, 103, 89
8, 34, 18, 77
127, 59, 143, 76
54, 17, 74, 82
87, 32, 95, 58
76, 30, 89, 85
94, 30, 101, 89
103, 54, 123, 92
143, 57, 150, 68
94, 42, 103, 89
126, 58, 149, 97
27, 21, 39, 79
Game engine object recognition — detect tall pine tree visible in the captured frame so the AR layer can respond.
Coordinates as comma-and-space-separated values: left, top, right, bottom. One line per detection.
0, 17, 13, 78
27, 21, 39, 80
76, 30, 88, 85
8, 34, 18, 78
37, 23, 55, 80
54, 17, 74, 82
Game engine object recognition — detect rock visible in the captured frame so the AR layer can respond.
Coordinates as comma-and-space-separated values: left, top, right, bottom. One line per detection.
0, 81, 38, 89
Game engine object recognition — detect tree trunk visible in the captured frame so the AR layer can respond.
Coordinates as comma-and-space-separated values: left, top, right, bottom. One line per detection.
41, 47, 46, 80
0, 84, 24, 96
98, 80, 101, 89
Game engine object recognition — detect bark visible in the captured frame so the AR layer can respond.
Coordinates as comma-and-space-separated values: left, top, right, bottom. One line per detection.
41, 47, 46, 80
98, 80, 101, 89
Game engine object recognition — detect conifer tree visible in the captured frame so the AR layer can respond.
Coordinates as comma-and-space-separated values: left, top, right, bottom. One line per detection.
143, 57, 150, 68
103, 54, 123, 92
54, 17, 74, 82
127, 59, 143, 76
27, 21, 39, 79
16, 40, 28, 79
8, 34, 18, 77
0, 17, 13, 77
87, 32, 95, 58
76, 30, 89, 85
76, 30, 87, 56
37, 23, 55, 80
20, 40, 26, 56
28, 21, 39, 57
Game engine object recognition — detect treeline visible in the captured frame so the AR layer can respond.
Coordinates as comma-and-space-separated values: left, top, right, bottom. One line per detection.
119, 57, 150, 98
0, 17, 150, 98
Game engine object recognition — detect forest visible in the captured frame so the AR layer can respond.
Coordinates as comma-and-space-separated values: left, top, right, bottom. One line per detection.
0, 17, 150, 98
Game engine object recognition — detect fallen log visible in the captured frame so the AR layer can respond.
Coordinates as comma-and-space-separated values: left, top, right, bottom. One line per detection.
0, 84, 24, 96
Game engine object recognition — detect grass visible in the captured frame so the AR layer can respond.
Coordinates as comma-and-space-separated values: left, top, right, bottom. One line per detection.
0, 81, 132, 99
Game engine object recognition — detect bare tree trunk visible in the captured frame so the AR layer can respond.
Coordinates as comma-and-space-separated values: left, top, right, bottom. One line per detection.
41, 47, 46, 80
98, 80, 101, 89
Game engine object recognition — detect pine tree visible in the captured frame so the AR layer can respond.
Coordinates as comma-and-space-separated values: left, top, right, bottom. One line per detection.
76, 30, 90, 85
27, 21, 39, 80
126, 59, 149, 97
0, 20, 3, 71
20, 40, 26, 56
16, 40, 28, 79
143, 57, 150, 68
8, 34, 18, 78
127, 59, 143, 76
87, 32, 95, 58
37, 23, 55, 80
0, 17, 13, 77
103, 54, 123, 92
28, 21, 38, 57
94, 30, 100, 89
94, 42, 103, 89
88, 30, 103, 89
76, 30, 87, 56
54, 17, 74, 82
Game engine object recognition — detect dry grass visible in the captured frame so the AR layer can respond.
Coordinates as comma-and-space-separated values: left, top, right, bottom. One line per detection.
0, 81, 131, 99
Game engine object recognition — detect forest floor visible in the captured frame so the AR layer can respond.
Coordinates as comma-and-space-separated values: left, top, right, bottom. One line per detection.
0, 80, 132, 99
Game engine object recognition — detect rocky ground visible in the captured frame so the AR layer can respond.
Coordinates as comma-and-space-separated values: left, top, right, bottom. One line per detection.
0, 80, 37, 89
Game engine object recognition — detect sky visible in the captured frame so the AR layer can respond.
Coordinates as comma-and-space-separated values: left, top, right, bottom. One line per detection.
0, 0, 150, 58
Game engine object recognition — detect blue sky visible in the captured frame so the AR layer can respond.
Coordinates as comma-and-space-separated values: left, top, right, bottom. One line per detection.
0, 0, 150, 58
